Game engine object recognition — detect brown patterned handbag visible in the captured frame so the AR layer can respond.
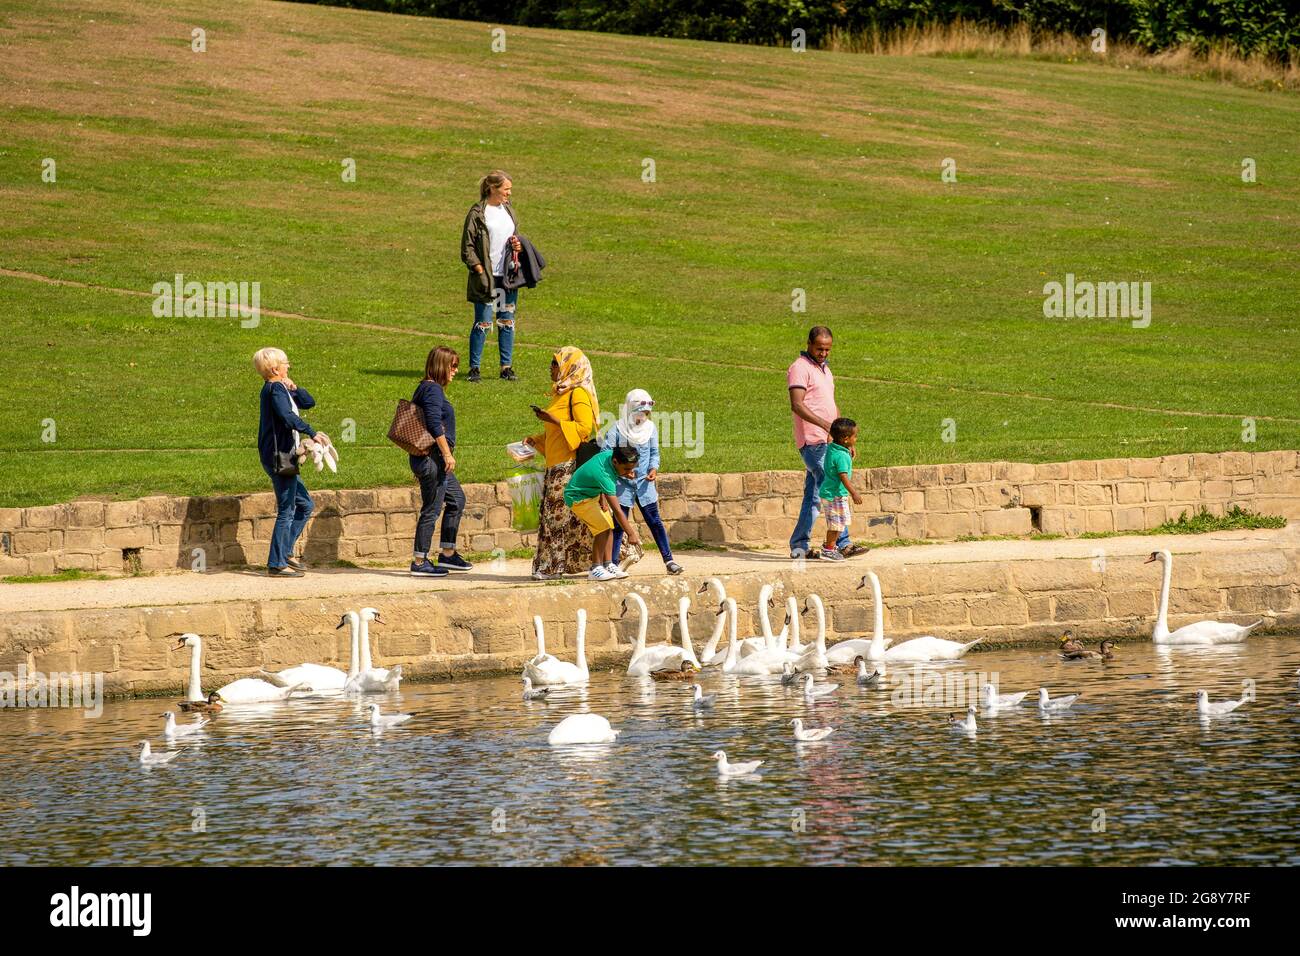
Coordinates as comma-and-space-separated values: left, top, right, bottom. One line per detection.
387, 399, 434, 456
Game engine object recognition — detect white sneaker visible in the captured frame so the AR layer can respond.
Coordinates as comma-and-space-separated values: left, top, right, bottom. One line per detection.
606, 563, 629, 579
588, 565, 615, 581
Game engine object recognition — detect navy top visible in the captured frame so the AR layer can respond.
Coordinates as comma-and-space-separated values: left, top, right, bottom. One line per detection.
410, 379, 455, 468
257, 381, 316, 476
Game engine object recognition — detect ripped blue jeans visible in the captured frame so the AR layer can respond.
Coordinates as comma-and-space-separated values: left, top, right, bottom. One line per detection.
468, 284, 518, 370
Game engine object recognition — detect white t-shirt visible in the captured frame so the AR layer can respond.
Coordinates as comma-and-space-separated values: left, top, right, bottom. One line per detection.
484, 202, 514, 276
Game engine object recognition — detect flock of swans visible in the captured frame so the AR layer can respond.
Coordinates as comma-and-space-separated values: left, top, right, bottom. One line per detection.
139, 548, 1277, 774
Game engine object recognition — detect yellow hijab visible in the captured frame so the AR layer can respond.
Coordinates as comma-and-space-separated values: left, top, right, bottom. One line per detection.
550, 346, 599, 422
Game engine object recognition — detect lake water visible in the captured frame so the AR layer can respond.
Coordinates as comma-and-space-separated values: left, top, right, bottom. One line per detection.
2, 638, 1298, 865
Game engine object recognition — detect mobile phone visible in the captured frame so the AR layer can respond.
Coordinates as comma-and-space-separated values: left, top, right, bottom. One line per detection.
530, 404, 543, 413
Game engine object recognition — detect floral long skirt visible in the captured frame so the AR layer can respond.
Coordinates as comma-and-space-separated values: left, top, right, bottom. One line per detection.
531, 460, 592, 577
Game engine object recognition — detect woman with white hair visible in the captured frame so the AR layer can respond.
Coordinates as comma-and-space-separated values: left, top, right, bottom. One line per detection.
253, 347, 328, 577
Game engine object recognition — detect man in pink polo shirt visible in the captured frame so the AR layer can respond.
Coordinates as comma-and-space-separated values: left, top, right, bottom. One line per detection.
787, 326, 861, 558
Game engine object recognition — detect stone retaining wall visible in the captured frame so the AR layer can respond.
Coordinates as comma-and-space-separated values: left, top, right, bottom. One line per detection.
3, 543, 1298, 697
1, 450, 1296, 576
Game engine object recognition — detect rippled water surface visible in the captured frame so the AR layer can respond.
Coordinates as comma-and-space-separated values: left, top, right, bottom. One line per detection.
3, 638, 1299, 865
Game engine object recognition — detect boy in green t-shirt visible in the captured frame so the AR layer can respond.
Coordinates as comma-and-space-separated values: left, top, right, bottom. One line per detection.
818, 417, 864, 561
564, 445, 642, 581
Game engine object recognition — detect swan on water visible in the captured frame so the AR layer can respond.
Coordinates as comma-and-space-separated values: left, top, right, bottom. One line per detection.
794, 595, 829, 670
525, 610, 590, 686
1146, 550, 1262, 645
1196, 689, 1247, 717
259, 611, 352, 692
346, 607, 403, 693
162, 712, 209, 739
625, 594, 695, 676
853, 574, 982, 662
790, 718, 834, 742
697, 578, 730, 665
827, 572, 889, 663
177, 634, 311, 704
720, 598, 789, 675
711, 750, 763, 776
548, 713, 619, 745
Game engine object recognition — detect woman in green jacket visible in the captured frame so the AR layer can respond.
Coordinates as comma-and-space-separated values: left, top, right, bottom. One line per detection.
461, 170, 523, 383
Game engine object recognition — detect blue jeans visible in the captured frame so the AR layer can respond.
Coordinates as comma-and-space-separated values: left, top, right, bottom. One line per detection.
469, 285, 518, 369
612, 499, 674, 564
268, 473, 313, 568
789, 442, 850, 555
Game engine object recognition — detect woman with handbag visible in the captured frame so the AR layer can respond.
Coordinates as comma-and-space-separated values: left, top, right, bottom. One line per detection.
254, 347, 327, 578
409, 346, 471, 577
461, 169, 523, 383
522, 346, 601, 579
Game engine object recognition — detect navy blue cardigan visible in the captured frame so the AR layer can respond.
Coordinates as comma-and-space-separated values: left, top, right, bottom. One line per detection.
258, 381, 316, 476
410, 379, 455, 469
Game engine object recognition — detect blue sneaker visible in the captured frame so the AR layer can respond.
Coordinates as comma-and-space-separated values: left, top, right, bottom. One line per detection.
436, 552, 474, 573
410, 559, 448, 577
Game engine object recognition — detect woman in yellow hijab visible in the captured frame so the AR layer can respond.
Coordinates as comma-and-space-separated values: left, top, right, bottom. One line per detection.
523, 347, 601, 578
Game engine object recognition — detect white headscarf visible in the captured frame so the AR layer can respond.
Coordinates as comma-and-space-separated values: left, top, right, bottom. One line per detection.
618, 388, 656, 446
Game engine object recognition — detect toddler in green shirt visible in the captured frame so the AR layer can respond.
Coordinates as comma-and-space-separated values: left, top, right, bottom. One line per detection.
817, 417, 864, 561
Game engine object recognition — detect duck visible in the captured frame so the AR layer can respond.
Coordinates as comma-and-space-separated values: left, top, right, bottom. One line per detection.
949, 706, 977, 732
651, 659, 700, 683
1058, 630, 1085, 655
790, 718, 834, 742
259, 611, 352, 692
711, 750, 763, 776
547, 713, 619, 745
802, 673, 838, 700
856, 658, 883, 686
178, 690, 223, 714
525, 610, 590, 686
1147, 550, 1263, 645
1038, 688, 1080, 712
980, 683, 1029, 710
691, 684, 716, 709
828, 572, 890, 663
1062, 639, 1117, 661
696, 578, 730, 665
138, 741, 181, 767
625, 594, 694, 677
853, 575, 983, 662
162, 712, 209, 739
1196, 689, 1247, 717
176, 634, 311, 704
521, 677, 550, 701
368, 703, 413, 729
345, 607, 404, 693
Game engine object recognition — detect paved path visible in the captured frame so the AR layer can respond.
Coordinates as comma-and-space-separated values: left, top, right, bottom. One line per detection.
5, 525, 1295, 614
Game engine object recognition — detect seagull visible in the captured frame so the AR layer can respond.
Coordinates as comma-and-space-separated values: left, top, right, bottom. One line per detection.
1038, 688, 1080, 712
521, 677, 550, 701
856, 658, 883, 686
980, 683, 1029, 710
138, 741, 181, 766
691, 684, 716, 709
368, 703, 414, 729
162, 713, 209, 739
802, 673, 838, 700
1196, 689, 1246, 717
790, 718, 834, 742
948, 706, 977, 732
712, 750, 763, 776
781, 662, 800, 686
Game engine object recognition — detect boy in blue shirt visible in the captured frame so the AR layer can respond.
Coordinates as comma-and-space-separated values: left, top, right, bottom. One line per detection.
818, 417, 864, 561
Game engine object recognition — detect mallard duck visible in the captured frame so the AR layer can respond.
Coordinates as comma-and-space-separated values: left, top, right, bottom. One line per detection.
650, 660, 700, 683
1058, 630, 1085, 656
1062, 639, 1117, 661
178, 690, 223, 714
824, 656, 859, 677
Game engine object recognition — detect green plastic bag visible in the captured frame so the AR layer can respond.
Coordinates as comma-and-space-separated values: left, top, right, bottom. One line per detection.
507, 468, 544, 532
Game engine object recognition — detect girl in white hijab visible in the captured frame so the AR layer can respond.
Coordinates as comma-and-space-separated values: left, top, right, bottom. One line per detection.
600, 388, 682, 574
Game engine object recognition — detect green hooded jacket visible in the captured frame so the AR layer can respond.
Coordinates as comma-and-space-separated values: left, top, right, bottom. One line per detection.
460, 199, 518, 304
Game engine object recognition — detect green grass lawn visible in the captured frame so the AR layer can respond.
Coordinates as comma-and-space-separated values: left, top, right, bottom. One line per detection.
1, 0, 1297, 507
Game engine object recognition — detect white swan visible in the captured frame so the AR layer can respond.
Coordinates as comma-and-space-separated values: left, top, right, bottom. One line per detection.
1197, 689, 1246, 717
691, 684, 716, 709
949, 706, 977, 732
827, 572, 888, 663
1038, 688, 1079, 712
138, 741, 181, 766
626, 594, 691, 677
176, 634, 310, 704
711, 750, 763, 776
1147, 550, 1263, 645
260, 612, 352, 692
368, 703, 413, 729
737, 583, 785, 658
980, 683, 1029, 710
162, 712, 209, 739
346, 607, 403, 693
528, 615, 559, 668
697, 578, 730, 665
722, 599, 789, 675
794, 595, 829, 670
548, 713, 619, 745
525, 610, 590, 686
856, 574, 983, 662
790, 718, 834, 742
